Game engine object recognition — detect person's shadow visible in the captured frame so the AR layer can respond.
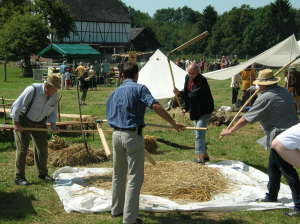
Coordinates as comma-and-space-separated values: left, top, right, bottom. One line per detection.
0, 191, 36, 221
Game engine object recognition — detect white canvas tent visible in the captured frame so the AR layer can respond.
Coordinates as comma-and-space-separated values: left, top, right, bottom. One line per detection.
203, 35, 300, 80
138, 49, 187, 99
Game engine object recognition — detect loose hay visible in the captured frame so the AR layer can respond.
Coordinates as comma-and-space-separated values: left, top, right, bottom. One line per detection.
209, 111, 242, 126
169, 108, 193, 126
26, 144, 108, 167
83, 161, 229, 202
48, 135, 68, 150
144, 135, 158, 154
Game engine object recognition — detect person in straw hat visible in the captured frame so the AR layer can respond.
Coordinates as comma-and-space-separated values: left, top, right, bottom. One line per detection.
10, 74, 61, 186
220, 69, 300, 217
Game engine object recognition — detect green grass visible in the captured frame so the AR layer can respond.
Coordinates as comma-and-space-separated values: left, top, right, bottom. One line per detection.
0, 63, 299, 224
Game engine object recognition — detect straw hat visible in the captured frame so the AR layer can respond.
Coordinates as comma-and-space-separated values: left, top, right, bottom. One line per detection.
253, 69, 280, 86
46, 74, 61, 89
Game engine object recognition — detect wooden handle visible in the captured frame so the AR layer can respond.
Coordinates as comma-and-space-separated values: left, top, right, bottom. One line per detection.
144, 149, 156, 166
0, 124, 112, 133
97, 123, 111, 157
167, 59, 182, 108
146, 123, 207, 130
168, 31, 209, 55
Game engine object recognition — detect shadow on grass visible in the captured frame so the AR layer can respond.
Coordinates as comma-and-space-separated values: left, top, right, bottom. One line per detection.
144, 212, 250, 224
0, 191, 36, 221
157, 138, 194, 150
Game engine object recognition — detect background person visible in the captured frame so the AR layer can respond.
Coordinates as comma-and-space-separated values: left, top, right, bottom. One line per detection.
78, 71, 90, 105
59, 60, 67, 89
10, 74, 61, 185
285, 66, 300, 113
230, 73, 242, 107
240, 65, 257, 104
106, 62, 184, 224
174, 63, 214, 164
220, 69, 300, 217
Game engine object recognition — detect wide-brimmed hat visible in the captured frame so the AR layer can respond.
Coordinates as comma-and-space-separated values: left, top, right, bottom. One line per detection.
46, 74, 61, 89
253, 69, 280, 85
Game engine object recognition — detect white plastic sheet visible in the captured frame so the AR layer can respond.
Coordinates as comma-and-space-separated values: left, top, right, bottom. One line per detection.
53, 160, 294, 213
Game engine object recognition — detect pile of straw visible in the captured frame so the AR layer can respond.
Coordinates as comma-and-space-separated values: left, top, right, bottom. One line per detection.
144, 135, 158, 154
48, 135, 68, 150
50, 144, 107, 167
83, 161, 229, 202
142, 161, 229, 202
26, 144, 107, 167
209, 111, 241, 126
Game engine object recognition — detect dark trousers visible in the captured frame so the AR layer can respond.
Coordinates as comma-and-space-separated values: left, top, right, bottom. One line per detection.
232, 87, 239, 104
81, 89, 88, 102
267, 148, 300, 210
14, 115, 48, 179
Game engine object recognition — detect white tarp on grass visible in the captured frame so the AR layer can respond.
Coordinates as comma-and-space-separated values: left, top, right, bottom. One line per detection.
203, 34, 300, 80
53, 160, 294, 213
137, 49, 187, 99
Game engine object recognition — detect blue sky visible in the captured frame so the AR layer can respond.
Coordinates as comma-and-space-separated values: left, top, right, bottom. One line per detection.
121, 0, 300, 16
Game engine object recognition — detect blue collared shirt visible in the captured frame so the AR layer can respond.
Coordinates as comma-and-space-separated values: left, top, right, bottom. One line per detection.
106, 79, 157, 129
11, 83, 58, 124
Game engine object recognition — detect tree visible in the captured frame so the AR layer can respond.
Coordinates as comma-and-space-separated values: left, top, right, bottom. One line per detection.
0, 13, 49, 77
33, 0, 75, 42
268, 0, 297, 42
198, 5, 218, 33
207, 5, 254, 57
127, 6, 152, 28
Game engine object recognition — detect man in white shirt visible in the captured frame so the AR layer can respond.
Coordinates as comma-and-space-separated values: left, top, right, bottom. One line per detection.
11, 74, 61, 185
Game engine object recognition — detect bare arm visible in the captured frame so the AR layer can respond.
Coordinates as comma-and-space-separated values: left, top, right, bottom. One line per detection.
220, 117, 249, 136
151, 103, 184, 131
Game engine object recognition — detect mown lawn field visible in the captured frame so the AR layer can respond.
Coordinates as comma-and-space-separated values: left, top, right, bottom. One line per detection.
0, 63, 299, 224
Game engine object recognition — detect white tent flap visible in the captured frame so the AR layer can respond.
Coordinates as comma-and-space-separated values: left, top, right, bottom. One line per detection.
203, 35, 300, 80
138, 49, 187, 99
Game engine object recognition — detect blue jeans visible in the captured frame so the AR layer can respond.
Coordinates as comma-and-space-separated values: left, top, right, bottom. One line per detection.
194, 114, 211, 155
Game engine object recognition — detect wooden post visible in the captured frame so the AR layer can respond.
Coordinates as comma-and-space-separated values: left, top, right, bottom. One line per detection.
4, 60, 7, 82
1, 96, 6, 124
96, 123, 111, 157
76, 82, 90, 154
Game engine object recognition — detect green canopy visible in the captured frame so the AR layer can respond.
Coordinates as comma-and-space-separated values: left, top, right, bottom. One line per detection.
38, 44, 100, 58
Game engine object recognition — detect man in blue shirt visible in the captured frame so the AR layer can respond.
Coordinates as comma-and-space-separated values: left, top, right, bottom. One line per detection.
106, 62, 184, 224
11, 74, 61, 186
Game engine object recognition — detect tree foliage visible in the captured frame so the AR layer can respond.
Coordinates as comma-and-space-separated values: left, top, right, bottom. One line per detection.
123, 0, 300, 57
0, 0, 74, 76
0, 13, 49, 60
33, 0, 75, 42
